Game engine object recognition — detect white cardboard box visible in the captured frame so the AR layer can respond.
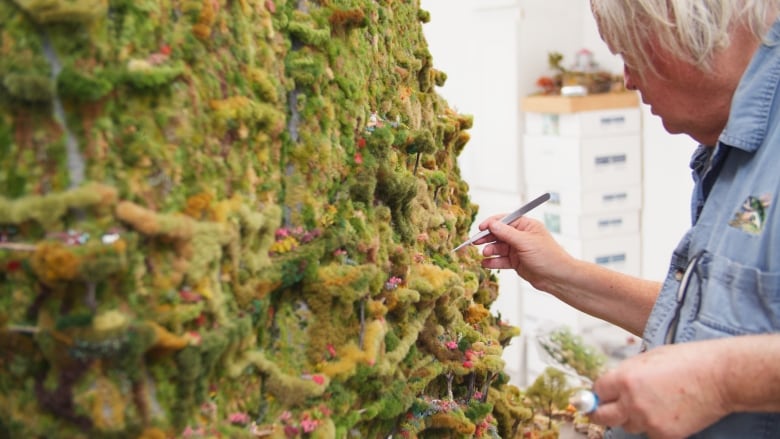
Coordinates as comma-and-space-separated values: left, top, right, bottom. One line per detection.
523, 134, 641, 189
555, 233, 641, 276
526, 184, 642, 214
525, 107, 641, 138
540, 208, 640, 239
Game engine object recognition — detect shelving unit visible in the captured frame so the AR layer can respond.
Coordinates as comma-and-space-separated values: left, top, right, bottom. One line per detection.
519, 91, 643, 383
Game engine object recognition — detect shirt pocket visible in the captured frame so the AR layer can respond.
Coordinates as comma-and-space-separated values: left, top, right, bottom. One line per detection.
677, 251, 780, 342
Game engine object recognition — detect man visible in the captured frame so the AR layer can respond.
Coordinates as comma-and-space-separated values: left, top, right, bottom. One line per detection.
475, 1, 780, 437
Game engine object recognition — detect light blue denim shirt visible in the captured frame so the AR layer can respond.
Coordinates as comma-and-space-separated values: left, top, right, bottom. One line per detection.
609, 20, 780, 439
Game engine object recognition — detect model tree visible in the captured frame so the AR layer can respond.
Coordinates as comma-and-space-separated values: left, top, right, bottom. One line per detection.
525, 367, 571, 432
537, 325, 606, 382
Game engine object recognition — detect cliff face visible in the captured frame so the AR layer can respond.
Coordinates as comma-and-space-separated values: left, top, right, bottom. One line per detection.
0, 0, 530, 437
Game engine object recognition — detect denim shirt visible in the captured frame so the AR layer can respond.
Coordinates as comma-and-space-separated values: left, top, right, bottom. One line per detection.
609, 20, 780, 439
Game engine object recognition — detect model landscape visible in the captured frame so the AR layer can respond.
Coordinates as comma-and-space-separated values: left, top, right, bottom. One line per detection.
0, 0, 597, 437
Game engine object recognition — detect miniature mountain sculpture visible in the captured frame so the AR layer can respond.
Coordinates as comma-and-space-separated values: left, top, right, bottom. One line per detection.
0, 0, 535, 437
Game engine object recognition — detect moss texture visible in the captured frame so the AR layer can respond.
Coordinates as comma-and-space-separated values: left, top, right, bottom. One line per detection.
0, 0, 534, 437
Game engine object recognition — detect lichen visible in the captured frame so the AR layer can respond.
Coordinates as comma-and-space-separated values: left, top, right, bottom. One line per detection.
0, 0, 535, 437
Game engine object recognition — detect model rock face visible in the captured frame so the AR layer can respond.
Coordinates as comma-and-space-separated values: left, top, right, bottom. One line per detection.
0, 0, 529, 437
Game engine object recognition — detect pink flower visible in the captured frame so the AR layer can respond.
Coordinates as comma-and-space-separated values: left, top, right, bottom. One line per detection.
179, 287, 202, 303
463, 360, 473, 368
312, 374, 325, 385
284, 424, 299, 437
279, 411, 292, 422
473, 391, 483, 400
354, 152, 363, 164
228, 412, 251, 425
445, 341, 458, 350
327, 344, 337, 358
301, 418, 319, 433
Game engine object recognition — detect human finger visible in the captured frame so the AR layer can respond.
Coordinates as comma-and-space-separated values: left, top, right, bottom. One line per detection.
482, 241, 510, 257
485, 221, 527, 248
589, 400, 630, 429
592, 371, 621, 404
481, 256, 511, 270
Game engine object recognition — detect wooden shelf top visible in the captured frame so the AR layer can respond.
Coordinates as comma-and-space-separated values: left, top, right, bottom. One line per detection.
522, 91, 640, 113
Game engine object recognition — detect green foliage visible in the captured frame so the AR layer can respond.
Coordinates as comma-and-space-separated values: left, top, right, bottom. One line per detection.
537, 326, 606, 382
465, 401, 493, 422
57, 67, 114, 101
0, 0, 532, 436
2, 73, 53, 102
121, 63, 184, 90
526, 367, 572, 425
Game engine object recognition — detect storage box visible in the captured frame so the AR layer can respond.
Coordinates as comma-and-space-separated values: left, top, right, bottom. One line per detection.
555, 234, 641, 276
525, 107, 640, 138
540, 208, 640, 239
523, 134, 641, 189
527, 184, 642, 214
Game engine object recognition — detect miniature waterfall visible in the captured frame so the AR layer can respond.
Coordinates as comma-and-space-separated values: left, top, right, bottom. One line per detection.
41, 32, 85, 189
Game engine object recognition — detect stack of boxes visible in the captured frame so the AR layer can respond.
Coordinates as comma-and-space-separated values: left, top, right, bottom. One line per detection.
519, 91, 642, 383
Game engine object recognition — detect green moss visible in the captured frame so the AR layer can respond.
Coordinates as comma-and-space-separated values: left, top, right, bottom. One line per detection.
0, 0, 534, 436
286, 15, 330, 47
12, 0, 108, 23
2, 73, 53, 102
57, 67, 114, 101
121, 62, 184, 90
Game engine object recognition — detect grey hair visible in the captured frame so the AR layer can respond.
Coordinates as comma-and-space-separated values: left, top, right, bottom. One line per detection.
591, 0, 780, 74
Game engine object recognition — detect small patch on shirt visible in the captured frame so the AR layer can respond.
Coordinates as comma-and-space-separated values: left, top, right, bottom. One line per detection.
728, 194, 772, 234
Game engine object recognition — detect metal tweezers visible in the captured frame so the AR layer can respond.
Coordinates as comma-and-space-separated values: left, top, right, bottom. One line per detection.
452, 192, 551, 252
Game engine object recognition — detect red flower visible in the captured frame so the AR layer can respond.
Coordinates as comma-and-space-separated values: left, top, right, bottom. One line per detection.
354, 152, 363, 164
463, 360, 473, 368
357, 137, 366, 148
312, 374, 325, 385
6, 260, 22, 272
160, 44, 172, 56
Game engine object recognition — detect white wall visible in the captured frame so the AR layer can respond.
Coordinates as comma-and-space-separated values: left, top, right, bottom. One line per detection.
422, 0, 696, 384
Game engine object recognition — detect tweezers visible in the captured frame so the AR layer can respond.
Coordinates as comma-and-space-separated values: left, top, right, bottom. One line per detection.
452, 192, 551, 252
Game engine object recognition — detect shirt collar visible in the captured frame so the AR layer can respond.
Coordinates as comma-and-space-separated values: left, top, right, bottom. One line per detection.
718, 20, 780, 153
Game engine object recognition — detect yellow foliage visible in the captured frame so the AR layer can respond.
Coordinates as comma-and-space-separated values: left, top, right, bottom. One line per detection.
319, 343, 363, 378
408, 263, 460, 299
92, 310, 129, 332
148, 321, 190, 351
465, 303, 490, 324
428, 413, 475, 435
11, 0, 108, 24
137, 428, 167, 439
269, 236, 298, 254
30, 242, 80, 285
366, 299, 387, 319
362, 320, 387, 366
183, 192, 213, 218
212, 196, 243, 223
116, 201, 195, 239
77, 376, 126, 431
